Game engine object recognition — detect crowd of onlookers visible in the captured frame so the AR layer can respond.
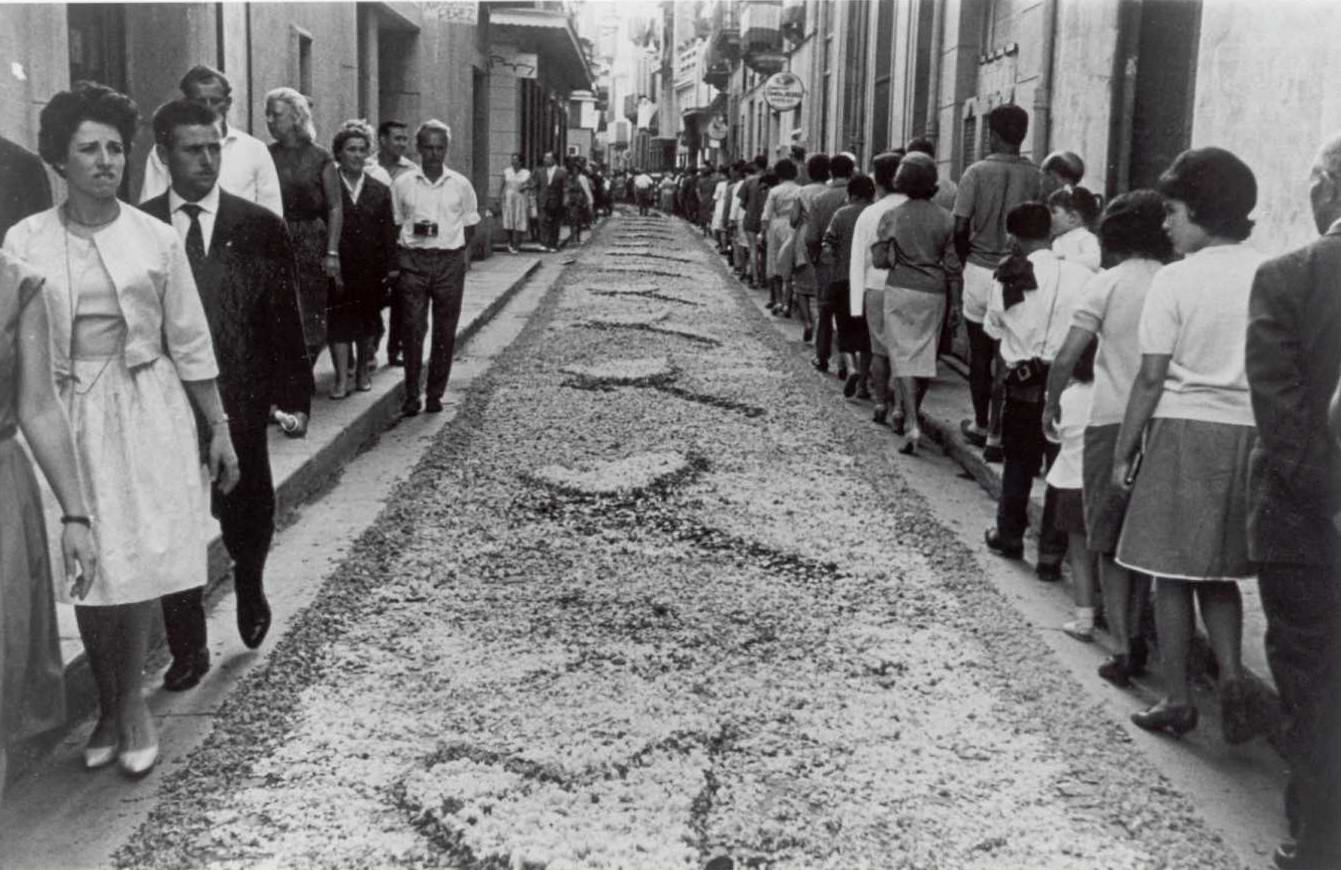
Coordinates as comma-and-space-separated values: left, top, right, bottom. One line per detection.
0, 66, 508, 789
0, 64, 1337, 867
652, 107, 1340, 869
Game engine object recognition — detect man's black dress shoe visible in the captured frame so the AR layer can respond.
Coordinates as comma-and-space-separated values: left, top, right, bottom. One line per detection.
425, 397, 444, 413
1131, 701, 1199, 737
402, 398, 421, 417
1275, 839, 1341, 869
163, 648, 210, 691
984, 527, 1024, 559
237, 595, 272, 649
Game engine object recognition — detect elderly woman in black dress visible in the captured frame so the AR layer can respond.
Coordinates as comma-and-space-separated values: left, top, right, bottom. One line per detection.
265, 87, 343, 371
329, 122, 395, 397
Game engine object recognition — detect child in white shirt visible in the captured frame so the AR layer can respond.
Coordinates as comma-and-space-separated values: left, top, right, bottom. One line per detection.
1046, 337, 1098, 640
1048, 186, 1102, 273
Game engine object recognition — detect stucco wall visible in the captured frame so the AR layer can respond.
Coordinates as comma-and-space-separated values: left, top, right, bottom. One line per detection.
1192, 0, 1341, 255
0, 4, 69, 200
1046, 0, 1117, 192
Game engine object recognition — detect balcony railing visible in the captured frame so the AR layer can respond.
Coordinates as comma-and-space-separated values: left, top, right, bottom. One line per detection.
741, 0, 783, 75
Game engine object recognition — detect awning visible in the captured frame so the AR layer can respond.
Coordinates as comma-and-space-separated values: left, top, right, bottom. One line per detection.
490, 8, 593, 92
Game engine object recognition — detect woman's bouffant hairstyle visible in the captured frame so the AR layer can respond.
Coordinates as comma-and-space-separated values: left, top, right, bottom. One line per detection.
893, 153, 938, 200
332, 119, 373, 156
1047, 184, 1103, 227
872, 151, 903, 191
847, 174, 876, 201
38, 81, 139, 171
266, 86, 317, 142
1157, 146, 1257, 241
774, 158, 798, 181
1098, 189, 1175, 262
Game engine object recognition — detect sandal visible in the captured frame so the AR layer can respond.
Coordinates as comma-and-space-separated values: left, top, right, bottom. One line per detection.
330, 385, 350, 400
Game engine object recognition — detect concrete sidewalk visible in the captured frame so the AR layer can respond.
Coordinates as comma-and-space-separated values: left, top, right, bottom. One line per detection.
39, 252, 542, 740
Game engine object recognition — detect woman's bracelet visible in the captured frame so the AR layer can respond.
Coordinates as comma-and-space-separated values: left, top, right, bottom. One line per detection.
60, 515, 92, 527
325, 250, 340, 258
209, 414, 230, 428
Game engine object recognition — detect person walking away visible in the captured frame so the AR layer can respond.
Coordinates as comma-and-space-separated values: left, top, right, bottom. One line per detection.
266, 87, 344, 383
1048, 185, 1102, 272
566, 158, 592, 246
4, 82, 239, 776
330, 121, 396, 396
953, 105, 1042, 457
739, 155, 769, 287
633, 168, 654, 216
1045, 190, 1171, 687
141, 98, 313, 690
498, 153, 531, 254
1110, 148, 1265, 743
728, 163, 749, 275
140, 65, 282, 218
850, 152, 907, 425
871, 153, 960, 452
0, 250, 98, 796
982, 203, 1090, 573
825, 175, 876, 399
537, 151, 567, 251
390, 120, 479, 417
1045, 337, 1098, 639
762, 159, 803, 315
697, 166, 718, 236
810, 154, 852, 373
790, 153, 832, 342
1246, 132, 1341, 870
711, 168, 730, 253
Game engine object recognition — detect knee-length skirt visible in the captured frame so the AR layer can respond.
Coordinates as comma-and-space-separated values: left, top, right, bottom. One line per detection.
881, 286, 945, 378
56, 355, 212, 606
1115, 417, 1256, 581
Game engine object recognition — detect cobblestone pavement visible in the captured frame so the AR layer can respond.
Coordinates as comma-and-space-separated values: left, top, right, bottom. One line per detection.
114, 215, 1243, 869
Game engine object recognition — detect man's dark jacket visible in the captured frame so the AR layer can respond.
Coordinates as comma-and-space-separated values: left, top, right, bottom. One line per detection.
141, 189, 313, 431
539, 165, 568, 213
1246, 225, 1341, 565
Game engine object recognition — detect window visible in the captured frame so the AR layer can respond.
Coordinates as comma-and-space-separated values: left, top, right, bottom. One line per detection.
961, 112, 977, 172
842, 0, 870, 163
871, 0, 894, 155
291, 25, 314, 97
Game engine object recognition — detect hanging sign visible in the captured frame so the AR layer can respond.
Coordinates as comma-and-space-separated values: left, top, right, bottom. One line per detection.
707, 116, 729, 140
762, 71, 804, 111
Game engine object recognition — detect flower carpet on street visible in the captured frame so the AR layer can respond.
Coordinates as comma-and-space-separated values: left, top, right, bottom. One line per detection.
115, 214, 1242, 869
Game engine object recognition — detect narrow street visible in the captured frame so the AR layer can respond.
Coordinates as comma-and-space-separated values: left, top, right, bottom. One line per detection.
4, 213, 1281, 869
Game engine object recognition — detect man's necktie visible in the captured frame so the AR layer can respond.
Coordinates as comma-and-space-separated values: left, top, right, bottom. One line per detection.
180, 203, 205, 269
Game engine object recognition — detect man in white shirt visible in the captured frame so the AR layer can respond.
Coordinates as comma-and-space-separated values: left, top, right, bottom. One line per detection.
390, 120, 480, 416
848, 151, 907, 423
633, 168, 654, 216
983, 202, 1091, 560
139, 65, 283, 218
366, 119, 416, 188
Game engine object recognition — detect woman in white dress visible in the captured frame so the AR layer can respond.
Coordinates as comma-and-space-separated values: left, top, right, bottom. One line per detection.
498, 153, 531, 253
4, 82, 239, 777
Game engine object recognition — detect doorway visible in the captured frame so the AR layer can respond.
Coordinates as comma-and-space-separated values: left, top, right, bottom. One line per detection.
1124, 0, 1203, 191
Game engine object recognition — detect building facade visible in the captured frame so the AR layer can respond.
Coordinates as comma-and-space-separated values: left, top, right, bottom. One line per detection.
1, 1, 591, 230
704, 0, 1341, 254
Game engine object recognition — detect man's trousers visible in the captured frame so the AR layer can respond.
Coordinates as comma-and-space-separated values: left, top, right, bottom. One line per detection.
397, 247, 467, 403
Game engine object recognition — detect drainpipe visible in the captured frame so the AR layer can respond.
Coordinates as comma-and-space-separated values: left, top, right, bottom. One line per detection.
924, 0, 946, 143
1032, 0, 1059, 160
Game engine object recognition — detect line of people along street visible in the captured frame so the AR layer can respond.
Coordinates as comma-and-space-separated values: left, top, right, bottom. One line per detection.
651, 105, 1339, 869
0, 66, 514, 786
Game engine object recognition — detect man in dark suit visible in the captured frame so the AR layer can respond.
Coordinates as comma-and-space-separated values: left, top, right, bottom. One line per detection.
141, 99, 313, 690
1246, 132, 1341, 870
0, 134, 52, 243
537, 150, 567, 251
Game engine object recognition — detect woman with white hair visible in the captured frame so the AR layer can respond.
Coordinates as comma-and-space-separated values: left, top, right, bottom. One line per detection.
266, 87, 343, 381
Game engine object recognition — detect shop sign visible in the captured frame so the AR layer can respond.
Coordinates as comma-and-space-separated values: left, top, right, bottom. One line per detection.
707, 116, 729, 140
427, 1, 478, 25
490, 50, 538, 79
762, 71, 803, 111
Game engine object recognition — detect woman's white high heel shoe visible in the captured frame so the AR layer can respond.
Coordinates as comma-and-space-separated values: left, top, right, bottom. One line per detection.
117, 744, 159, 778
83, 743, 118, 770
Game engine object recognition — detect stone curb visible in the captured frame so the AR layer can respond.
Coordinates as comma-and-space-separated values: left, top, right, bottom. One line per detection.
44, 257, 542, 759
